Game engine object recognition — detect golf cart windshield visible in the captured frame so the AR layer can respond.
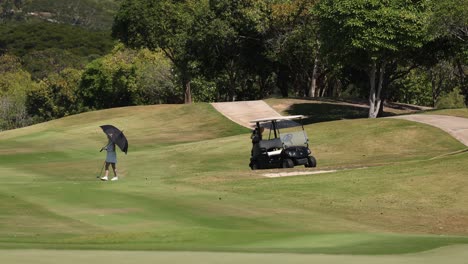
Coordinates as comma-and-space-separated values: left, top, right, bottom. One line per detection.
280, 130, 309, 148
250, 116, 310, 148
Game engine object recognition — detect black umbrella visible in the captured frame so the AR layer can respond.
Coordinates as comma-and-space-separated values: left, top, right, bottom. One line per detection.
100, 125, 128, 154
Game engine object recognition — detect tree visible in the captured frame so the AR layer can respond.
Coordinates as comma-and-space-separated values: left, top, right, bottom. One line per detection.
134, 48, 180, 104
429, 0, 467, 102
430, 0, 468, 43
112, 0, 206, 103
316, 0, 431, 118
267, 0, 321, 98
78, 47, 139, 109
22, 48, 86, 80
193, 0, 272, 101
0, 54, 35, 130
78, 45, 178, 109
26, 68, 83, 121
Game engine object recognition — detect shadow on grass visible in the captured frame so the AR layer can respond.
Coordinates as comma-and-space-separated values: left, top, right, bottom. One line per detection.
283, 101, 397, 125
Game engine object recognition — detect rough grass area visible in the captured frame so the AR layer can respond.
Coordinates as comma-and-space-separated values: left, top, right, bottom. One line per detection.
0, 102, 467, 260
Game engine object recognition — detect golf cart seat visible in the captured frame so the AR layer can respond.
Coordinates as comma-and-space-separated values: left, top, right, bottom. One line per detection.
259, 138, 283, 151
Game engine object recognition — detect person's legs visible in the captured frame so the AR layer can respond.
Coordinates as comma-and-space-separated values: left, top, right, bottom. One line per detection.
101, 162, 111, 181
111, 163, 117, 176
111, 163, 118, 181
105, 162, 110, 177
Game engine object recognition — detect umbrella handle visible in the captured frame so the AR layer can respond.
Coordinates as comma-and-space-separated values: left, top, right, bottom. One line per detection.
100, 142, 110, 152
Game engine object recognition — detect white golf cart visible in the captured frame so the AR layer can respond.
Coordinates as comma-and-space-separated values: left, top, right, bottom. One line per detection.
249, 115, 317, 170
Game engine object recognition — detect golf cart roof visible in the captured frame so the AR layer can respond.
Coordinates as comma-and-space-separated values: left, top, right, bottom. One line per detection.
250, 115, 305, 123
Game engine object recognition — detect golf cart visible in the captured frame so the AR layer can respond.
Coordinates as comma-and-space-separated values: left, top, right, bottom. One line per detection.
249, 115, 317, 170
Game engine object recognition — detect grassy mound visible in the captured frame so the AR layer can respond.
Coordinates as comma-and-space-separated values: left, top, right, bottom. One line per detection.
0, 103, 467, 255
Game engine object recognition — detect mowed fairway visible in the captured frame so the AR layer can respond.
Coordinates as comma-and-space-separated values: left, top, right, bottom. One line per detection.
1, 103, 468, 263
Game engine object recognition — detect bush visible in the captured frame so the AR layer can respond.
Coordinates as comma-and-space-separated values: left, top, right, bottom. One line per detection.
78, 45, 179, 109
0, 96, 33, 131
0, 55, 36, 130
26, 68, 84, 121
436, 88, 466, 109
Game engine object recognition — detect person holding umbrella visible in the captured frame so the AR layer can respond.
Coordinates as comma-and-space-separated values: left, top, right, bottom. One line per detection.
100, 136, 118, 181
99, 125, 128, 181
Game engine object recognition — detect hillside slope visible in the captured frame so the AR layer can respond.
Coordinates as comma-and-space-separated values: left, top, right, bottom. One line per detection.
0, 103, 467, 254
1, 0, 119, 30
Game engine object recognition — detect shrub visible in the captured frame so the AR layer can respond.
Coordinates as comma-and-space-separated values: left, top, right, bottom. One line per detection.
436, 88, 466, 109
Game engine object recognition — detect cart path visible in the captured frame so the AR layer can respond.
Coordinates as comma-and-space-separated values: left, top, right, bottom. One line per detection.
390, 114, 468, 147
211, 101, 468, 146
211, 100, 282, 129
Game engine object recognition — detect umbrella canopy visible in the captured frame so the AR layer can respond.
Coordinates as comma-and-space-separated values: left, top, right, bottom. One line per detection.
100, 125, 128, 154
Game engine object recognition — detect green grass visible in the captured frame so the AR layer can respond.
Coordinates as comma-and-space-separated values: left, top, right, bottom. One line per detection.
2, 245, 468, 264
0, 102, 467, 260
422, 108, 468, 118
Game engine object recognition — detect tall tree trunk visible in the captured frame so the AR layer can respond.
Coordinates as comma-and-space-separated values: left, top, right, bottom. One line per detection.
308, 57, 319, 97
184, 81, 192, 104
320, 84, 328, 97
183, 75, 192, 104
368, 60, 386, 118
430, 69, 437, 108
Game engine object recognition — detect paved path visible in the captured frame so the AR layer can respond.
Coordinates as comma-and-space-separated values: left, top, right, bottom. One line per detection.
211, 100, 282, 129
212, 101, 468, 147
391, 114, 468, 147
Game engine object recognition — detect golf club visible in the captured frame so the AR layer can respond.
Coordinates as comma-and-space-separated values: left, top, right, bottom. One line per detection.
96, 160, 106, 178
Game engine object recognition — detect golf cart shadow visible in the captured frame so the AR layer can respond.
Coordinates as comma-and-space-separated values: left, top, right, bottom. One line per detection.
249, 115, 317, 170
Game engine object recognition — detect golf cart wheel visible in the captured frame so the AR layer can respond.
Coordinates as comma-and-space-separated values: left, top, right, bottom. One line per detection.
249, 161, 260, 170
306, 156, 317, 168
251, 162, 259, 170
282, 158, 294, 168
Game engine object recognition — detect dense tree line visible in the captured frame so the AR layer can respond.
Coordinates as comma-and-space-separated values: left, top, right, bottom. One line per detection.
112, 0, 467, 115
0, 0, 467, 130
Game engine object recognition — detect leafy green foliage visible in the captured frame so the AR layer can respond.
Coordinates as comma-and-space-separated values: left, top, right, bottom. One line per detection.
79, 52, 138, 109
194, 0, 273, 101
389, 68, 433, 106
0, 0, 466, 123
267, 1, 319, 97
428, 0, 467, 102
436, 88, 466, 109
25, 68, 83, 121
315, 0, 431, 65
315, 0, 432, 117
134, 49, 181, 104
0, 54, 35, 130
78, 45, 179, 109
430, 0, 468, 42
113, 0, 206, 103
21, 48, 86, 80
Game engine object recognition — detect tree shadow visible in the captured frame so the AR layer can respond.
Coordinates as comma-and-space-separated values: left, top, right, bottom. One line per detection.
283, 101, 398, 125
